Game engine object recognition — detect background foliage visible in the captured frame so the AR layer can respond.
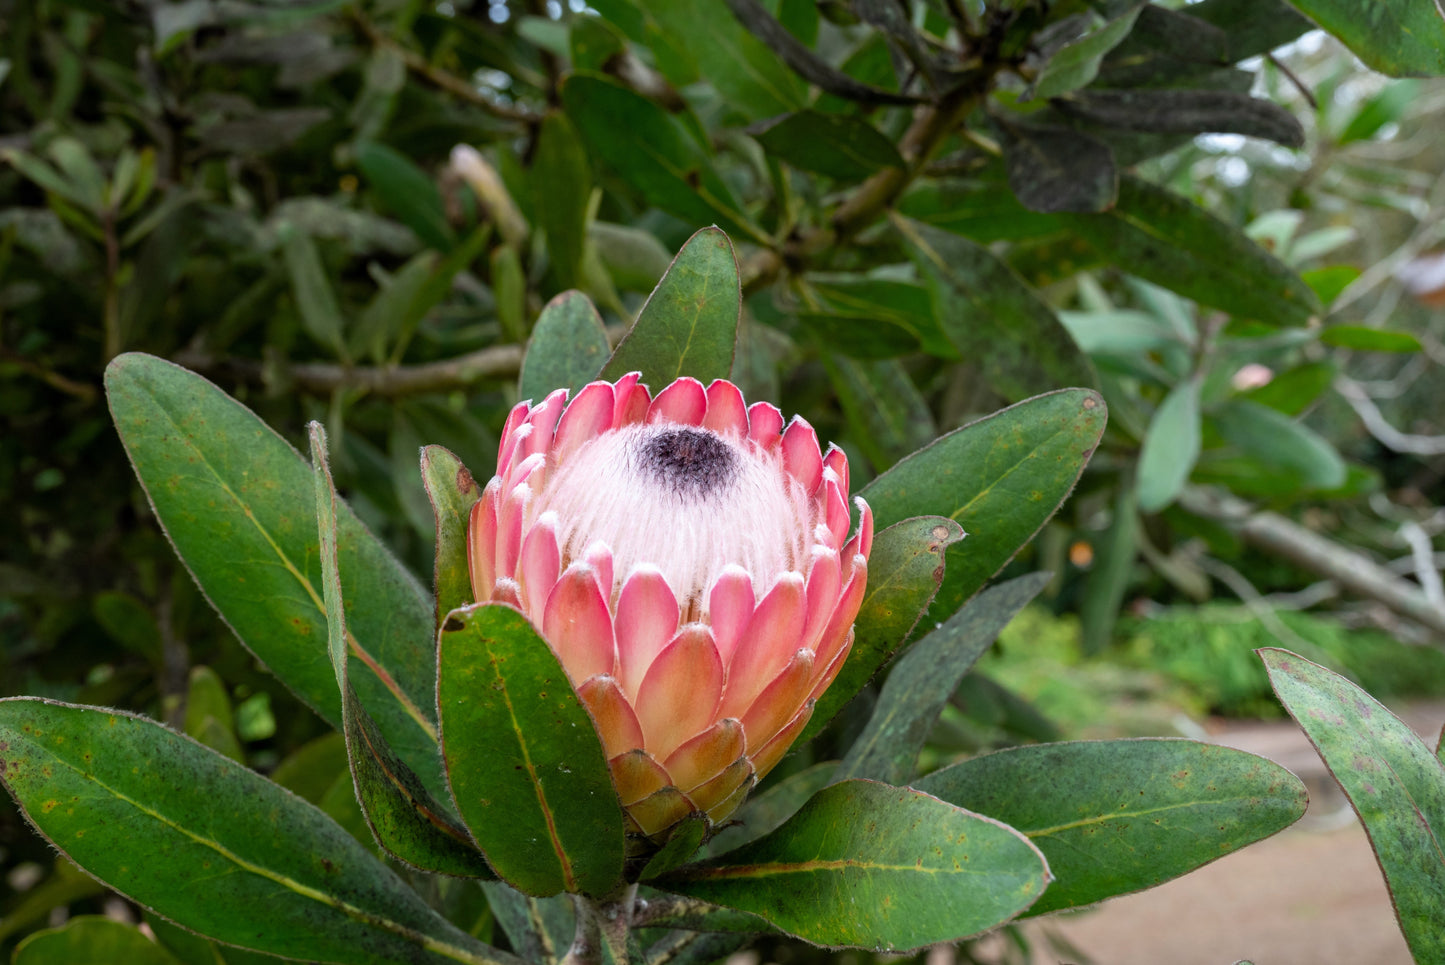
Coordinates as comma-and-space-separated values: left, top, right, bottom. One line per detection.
4, 0, 1445, 959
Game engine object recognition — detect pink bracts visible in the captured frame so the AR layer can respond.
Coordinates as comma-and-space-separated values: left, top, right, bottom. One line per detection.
468, 375, 873, 839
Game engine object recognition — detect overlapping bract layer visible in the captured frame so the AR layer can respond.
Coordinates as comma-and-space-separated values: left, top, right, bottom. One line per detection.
468, 375, 872, 838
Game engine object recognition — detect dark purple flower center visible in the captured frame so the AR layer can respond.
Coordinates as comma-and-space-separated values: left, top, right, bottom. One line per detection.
634, 427, 737, 499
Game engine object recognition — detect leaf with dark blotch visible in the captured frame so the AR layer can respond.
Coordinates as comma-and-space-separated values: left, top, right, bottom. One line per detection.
438, 603, 625, 897
996, 122, 1118, 214
749, 111, 903, 182
521, 290, 612, 400
1060, 176, 1321, 326
1262, 649, 1445, 961
894, 215, 1098, 401
562, 74, 763, 244
836, 572, 1051, 785
916, 738, 1307, 915
0, 699, 508, 965
422, 444, 482, 632
603, 226, 739, 387
1031, 5, 1143, 100
660, 780, 1049, 951
802, 516, 963, 744
104, 354, 447, 806
1056, 89, 1305, 147
860, 389, 1107, 631
721, 0, 921, 105
1187, 0, 1313, 62
312, 425, 494, 879
1279, 0, 1445, 77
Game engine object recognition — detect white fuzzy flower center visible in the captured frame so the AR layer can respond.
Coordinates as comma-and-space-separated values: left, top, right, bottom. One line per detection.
533, 424, 812, 607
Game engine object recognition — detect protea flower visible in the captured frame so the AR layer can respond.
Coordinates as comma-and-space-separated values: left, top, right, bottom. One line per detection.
468, 375, 873, 842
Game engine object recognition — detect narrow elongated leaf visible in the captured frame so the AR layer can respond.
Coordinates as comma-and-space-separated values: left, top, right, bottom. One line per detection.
1032, 6, 1143, 100
996, 123, 1117, 214
1136, 377, 1200, 512
1212, 399, 1346, 489
438, 603, 625, 897
895, 216, 1097, 401
1262, 649, 1445, 961
104, 354, 445, 802
1319, 324, 1422, 352
311, 425, 494, 878
822, 356, 936, 470
661, 780, 1049, 950
802, 517, 964, 743
1062, 177, 1320, 326
800, 313, 919, 358
1079, 483, 1138, 655
562, 74, 762, 243
423, 444, 483, 629
1058, 89, 1305, 146
533, 112, 592, 289
1188, 0, 1313, 61
652, 1, 805, 119
1283, 0, 1445, 77
916, 738, 1307, 915
283, 231, 348, 361
480, 882, 575, 965
748, 111, 902, 181
520, 290, 612, 400
807, 275, 955, 358
860, 389, 1107, 627
355, 141, 456, 252
602, 227, 739, 387
0, 699, 510, 965
837, 572, 1051, 785
14, 917, 184, 965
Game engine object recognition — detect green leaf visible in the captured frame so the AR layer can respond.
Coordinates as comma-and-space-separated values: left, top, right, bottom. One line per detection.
897, 179, 1064, 243
860, 389, 1106, 628
836, 572, 1051, 785
311, 424, 495, 879
802, 517, 964, 744
1061, 176, 1321, 326
1300, 264, 1360, 305
1187, 0, 1313, 61
1262, 649, 1445, 960
534, 112, 592, 289
438, 603, 625, 897
147, 914, 287, 965
822, 356, 936, 470
1242, 359, 1335, 416
1136, 377, 1201, 512
807, 275, 955, 358
1212, 398, 1347, 489
520, 290, 612, 400
702, 761, 837, 858
651, 1, 805, 119
480, 882, 576, 964
748, 111, 902, 181
104, 354, 445, 804
1057, 89, 1305, 147
351, 250, 442, 364
1031, 6, 1144, 100
602, 226, 739, 387
562, 73, 763, 244
1284, 0, 1445, 77
354, 141, 456, 252
14, 917, 185, 965
799, 313, 920, 358
0, 699, 510, 965
1319, 324, 1422, 353
996, 123, 1118, 214
1079, 483, 1138, 655
589, 221, 673, 293
283, 231, 349, 361
184, 665, 242, 762
422, 444, 483, 630
916, 738, 1307, 916
660, 780, 1048, 950
895, 216, 1097, 402
92, 591, 162, 663
1340, 79, 1421, 143
640, 815, 709, 880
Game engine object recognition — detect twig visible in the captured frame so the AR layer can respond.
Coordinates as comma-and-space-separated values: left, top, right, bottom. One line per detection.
1265, 52, 1317, 110
176, 344, 523, 397
1398, 520, 1445, 606
1196, 555, 1321, 654
1335, 376, 1445, 456
0, 346, 98, 400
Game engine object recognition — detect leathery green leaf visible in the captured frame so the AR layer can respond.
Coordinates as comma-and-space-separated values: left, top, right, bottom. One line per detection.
422, 444, 483, 631
438, 603, 625, 897
1282, 0, 1445, 77
0, 699, 513, 965
520, 290, 612, 400
311, 425, 494, 879
13, 917, 184, 965
860, 389, 1106, 629
104, 354, 446, 802
602, 226, 739, 387
1262, 648, 1445, 962
1136, 377, 1201, 512
1062, 177, 1320, 326
916, 738, 1306, 915
802, 516, 963, 743
533, 111, 592, 289
660, 780, 1049, 950
1212, 398, 1346, 490
837, 572, 1051, 785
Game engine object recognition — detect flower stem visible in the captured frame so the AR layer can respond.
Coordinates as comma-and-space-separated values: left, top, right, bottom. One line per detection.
561, 886, 637, 965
